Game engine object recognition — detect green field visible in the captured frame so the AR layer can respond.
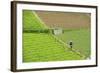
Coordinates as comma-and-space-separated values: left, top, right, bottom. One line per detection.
56, 29, 91, 59
23, 10, 47, 30
23, 33, 82, 62
23, 10, 90, 62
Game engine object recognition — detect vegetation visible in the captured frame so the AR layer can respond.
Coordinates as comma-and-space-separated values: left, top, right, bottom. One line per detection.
23, 10, 90, 62
23, 33, 82, 62
23, 10, 47, 30
56, 29, 91, 58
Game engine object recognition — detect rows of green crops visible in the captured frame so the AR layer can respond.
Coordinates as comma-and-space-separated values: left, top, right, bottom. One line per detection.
23, 10, 47, 30
23, 10, 87, 62
23, 33, 82, 62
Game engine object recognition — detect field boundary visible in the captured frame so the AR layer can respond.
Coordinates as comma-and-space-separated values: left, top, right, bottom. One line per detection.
32, 11, 48, 29
51, 34, 85, 59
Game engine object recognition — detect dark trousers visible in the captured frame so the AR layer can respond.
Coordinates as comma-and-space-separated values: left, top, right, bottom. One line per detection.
70, 45, 72, 48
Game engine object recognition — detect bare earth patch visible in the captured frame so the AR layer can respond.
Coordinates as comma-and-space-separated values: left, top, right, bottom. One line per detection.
36, 11, 90, 29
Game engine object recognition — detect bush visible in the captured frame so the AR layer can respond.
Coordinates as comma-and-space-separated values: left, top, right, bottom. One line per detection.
23, 29, 51, 33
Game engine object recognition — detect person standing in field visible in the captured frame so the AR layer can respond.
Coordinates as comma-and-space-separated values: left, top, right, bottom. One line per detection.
69, 41, 73, 49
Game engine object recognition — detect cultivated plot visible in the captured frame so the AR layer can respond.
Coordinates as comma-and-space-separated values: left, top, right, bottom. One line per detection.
23, 10, 91, 62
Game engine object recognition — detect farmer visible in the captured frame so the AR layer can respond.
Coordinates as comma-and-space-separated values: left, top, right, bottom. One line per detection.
69, 41, 73, 49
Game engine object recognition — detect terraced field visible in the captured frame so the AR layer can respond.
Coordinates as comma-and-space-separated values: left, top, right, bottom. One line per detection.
23, 33, 82, 62
23, 10, 89, 62
23, 10, 47, 30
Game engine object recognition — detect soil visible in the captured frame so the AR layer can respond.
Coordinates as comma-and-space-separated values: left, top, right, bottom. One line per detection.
36, 11, 91, 29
